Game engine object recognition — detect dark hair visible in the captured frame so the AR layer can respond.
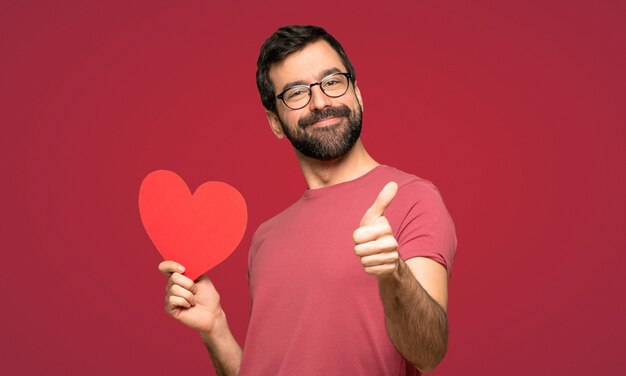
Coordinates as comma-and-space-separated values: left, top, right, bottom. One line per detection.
256, 25, 356, 113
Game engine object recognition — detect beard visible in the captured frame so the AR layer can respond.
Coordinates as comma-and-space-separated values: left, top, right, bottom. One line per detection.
278, 103, 362, 161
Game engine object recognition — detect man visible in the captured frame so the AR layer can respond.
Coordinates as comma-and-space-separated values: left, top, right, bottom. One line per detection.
159, 25, 456, 375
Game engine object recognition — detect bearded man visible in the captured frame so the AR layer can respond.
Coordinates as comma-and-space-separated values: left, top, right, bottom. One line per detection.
159, 25, 457, 376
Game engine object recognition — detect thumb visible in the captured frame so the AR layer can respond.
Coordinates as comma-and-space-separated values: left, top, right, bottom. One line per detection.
360, 182, 398, 226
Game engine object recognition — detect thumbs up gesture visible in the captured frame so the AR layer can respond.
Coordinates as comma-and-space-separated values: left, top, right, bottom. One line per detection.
353, 182, 400, 277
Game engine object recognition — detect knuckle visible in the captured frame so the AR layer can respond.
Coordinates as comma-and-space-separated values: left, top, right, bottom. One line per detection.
378, 221, 390, 232
184, 289, 194, 301
379, 235, 395, 248
386, 238, 398, 251
388, 251, 399, 262
168, 285, 175, 294
354, 243, 366, 255
365, 267, 379, 276
170, 273, 179, 284
390, 238, 398, 248
352, 231, 359, 243
353, 227, 366, 242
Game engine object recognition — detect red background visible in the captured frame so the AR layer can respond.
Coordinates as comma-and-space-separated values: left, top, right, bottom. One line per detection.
2, 1, 625, 375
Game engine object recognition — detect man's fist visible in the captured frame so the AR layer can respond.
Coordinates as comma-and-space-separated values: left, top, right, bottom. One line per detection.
159, 261, 223, 333
353, 182, 399, 276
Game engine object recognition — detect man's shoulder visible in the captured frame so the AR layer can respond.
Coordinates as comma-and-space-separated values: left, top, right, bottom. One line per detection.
375, 165, 449, 224
253, 202, 296, 236
376, 165, 438, 194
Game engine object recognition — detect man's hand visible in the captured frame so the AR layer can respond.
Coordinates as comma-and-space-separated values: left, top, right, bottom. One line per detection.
159, 261, 223, 333
353, 182, 399, 276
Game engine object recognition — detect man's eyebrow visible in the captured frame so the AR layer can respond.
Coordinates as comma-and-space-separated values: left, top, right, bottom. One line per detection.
319, 67, 342, 80
281, 79, 307, 92
280, 67, 342, 92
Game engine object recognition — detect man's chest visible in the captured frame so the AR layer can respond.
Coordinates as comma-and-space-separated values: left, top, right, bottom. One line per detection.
248, 206, 375, 300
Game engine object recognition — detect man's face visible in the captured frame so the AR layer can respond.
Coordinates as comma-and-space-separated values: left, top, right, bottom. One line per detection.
268, 40, 363, 161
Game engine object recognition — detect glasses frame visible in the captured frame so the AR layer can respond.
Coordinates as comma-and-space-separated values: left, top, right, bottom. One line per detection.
276, 72, 352, 110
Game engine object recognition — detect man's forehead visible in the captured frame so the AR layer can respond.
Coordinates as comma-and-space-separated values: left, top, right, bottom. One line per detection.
269, 40, 346, 90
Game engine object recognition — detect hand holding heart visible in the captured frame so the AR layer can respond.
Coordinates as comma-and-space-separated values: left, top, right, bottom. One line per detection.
353, 182, 400, 276
159, 260, 224, 333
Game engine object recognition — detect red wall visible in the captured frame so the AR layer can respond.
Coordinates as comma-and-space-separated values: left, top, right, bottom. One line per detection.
2, 1, 624, 374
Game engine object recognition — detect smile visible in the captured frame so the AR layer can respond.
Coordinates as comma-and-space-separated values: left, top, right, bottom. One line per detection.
309, 116, 342, 128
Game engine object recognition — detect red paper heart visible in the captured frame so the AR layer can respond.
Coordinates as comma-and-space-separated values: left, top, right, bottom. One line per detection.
139, 170, 247, 280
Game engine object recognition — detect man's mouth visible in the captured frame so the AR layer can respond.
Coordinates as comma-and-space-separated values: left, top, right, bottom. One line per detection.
299, 105, 351, 128
309, 116, 341, 128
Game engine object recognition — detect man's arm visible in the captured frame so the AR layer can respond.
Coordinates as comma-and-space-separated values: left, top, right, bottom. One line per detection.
159, 261, 242, 376
200, 311, 243, 376
377, 257, 448, 373
353, 182, 449, 373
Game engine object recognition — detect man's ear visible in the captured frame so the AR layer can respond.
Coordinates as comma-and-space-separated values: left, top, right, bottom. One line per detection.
354, 82, 364, 111
266, 110, 285, 139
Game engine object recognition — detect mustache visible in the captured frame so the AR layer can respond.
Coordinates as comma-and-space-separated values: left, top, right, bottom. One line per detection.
298, 105, 351, 128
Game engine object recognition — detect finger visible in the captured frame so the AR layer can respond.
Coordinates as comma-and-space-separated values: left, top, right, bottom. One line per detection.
353, 218, 392, 244
159, 261, 186, 277
354, 235, 398, 256
361, 182, 398, 226
170, 272, 197, 294
167, 294, 191, 311
359, 251, 400, 267
363, 263, 397, 276
169, 284, 195, 306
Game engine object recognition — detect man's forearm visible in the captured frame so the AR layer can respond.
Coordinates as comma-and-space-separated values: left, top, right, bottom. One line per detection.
378, 259, 448, 373
199, 310, 243, 376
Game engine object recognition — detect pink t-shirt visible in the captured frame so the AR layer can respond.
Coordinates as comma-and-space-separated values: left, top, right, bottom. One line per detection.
240, 165, 456, 375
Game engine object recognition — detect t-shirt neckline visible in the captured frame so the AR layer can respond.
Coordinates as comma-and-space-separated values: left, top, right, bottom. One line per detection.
301, 164, 389, 199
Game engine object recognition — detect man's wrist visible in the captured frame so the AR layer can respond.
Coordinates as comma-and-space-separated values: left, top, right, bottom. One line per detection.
199, 307, 229, 343
378, 259, 404, 283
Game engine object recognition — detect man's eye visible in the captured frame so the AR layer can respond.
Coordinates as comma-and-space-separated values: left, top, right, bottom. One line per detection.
287, 90, 307, 99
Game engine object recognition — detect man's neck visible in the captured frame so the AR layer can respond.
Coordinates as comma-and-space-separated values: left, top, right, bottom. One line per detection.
295, 139, 379, 189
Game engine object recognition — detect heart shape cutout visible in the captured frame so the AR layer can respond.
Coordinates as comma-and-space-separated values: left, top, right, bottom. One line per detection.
139, 170, 247, 280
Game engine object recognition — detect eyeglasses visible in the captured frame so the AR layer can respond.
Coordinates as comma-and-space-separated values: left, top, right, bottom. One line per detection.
276, 72, 352, 110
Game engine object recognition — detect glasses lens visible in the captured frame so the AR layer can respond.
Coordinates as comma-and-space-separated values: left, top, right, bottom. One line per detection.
280, 73, 351, 110
283, 86, 310, 109
321, 73, 349, 97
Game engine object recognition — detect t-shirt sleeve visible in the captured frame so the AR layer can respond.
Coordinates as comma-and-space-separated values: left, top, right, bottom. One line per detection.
387, 179, 457, 275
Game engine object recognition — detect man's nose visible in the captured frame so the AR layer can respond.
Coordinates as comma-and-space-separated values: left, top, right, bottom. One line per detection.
308, 84, 332, 110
